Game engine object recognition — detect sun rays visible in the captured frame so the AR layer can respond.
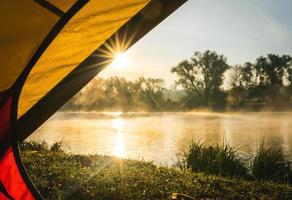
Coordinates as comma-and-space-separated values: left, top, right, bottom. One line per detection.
92, 26, 137, 69
109, 52, 130, 69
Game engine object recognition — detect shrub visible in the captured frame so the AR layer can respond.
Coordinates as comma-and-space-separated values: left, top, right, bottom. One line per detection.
178, 141, 249, 178
20, 140, 64, 153
50, 141, 64, 152
20, 140, 48, 151
252, 143, 292, 183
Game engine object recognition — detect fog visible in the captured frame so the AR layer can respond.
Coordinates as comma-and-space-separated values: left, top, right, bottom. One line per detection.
28, 111, 292, 165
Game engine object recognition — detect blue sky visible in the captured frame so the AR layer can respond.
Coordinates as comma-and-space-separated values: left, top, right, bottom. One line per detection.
100, 0, 292, 87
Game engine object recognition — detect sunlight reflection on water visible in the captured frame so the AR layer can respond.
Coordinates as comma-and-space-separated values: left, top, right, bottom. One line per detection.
112, 118, 125, 158
27, 112, 292, 165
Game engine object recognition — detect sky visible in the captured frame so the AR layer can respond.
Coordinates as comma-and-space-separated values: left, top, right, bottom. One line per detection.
99, 0, 292, 87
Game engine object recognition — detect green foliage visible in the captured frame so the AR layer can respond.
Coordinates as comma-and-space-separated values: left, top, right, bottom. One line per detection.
252, 143, 292, 183
20, 140, 49, 152
177, 140, 292, 185
253, 54, 292, 106
62, 76, 166, 112
177, 141, 248, 178
61, 51, 292, 111
171, 50, 229, 109
21, 141, 292, 200
254, 54, 291, 87
138, 77, 165, 111
209, 88, 228, 111
50, 141, 64, 152
228, 63, 256, 107
228, 54, 292, 108
20, 141, 64, 152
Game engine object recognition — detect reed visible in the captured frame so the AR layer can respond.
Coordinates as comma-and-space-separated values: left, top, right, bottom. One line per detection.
177, 141, 249, 178
252, 143, 292, 183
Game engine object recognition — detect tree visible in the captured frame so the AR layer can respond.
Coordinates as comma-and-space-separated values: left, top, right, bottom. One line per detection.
228, 63, 256, 106
138, 77, 165, 110
255, 54, 291, 86
171, 50, 229, 109
254, 54, 292, 105
285, 57, 292, 90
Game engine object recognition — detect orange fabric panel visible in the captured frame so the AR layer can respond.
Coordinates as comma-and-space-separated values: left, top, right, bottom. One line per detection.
18, 0, 150, 118
0, 1, 58, 92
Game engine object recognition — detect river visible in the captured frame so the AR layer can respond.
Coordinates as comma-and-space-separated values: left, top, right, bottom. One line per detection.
27, 112, 292, 164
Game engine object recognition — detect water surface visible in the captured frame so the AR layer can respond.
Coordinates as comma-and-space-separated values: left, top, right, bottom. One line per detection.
28, 112, 292, 164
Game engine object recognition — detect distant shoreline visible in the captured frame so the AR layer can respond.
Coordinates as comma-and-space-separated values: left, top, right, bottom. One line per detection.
59, 109, 292, 114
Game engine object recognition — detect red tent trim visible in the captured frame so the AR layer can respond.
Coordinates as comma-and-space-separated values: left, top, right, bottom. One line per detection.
0, 147, 34, 200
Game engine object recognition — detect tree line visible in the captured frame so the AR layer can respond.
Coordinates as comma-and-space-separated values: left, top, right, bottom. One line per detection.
63, 50, 292, 111
62, 77, 166, 111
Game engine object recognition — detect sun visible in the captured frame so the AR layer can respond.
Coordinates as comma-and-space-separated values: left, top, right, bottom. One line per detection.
109, 52, 130, 69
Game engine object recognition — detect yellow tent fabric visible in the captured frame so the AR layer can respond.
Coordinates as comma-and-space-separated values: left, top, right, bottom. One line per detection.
0, 0, 187, 137
0, 1, 58, 92
46, 0, 78, 12
18, 0, 150, 118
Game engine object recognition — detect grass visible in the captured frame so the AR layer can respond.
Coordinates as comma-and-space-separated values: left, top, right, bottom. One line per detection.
20, 141, 292, 200
252, 143, 292, 183
176, 141, 249, 178
177, 140, 292, 184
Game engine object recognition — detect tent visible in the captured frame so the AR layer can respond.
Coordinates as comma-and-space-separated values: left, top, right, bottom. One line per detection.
0, 0, 187, 199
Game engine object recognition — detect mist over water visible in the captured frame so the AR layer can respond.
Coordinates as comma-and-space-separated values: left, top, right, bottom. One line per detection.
28, 112, 292, 165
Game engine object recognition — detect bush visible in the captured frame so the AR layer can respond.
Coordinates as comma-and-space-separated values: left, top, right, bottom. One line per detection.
252, 143, 292, 183
20, 140, 48, 151
178, 141, 249, 178
20, 140, 64, 153
50, 141, 64, 152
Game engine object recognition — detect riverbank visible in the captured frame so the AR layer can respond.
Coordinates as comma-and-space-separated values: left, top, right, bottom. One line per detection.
21, 143, 292, 200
